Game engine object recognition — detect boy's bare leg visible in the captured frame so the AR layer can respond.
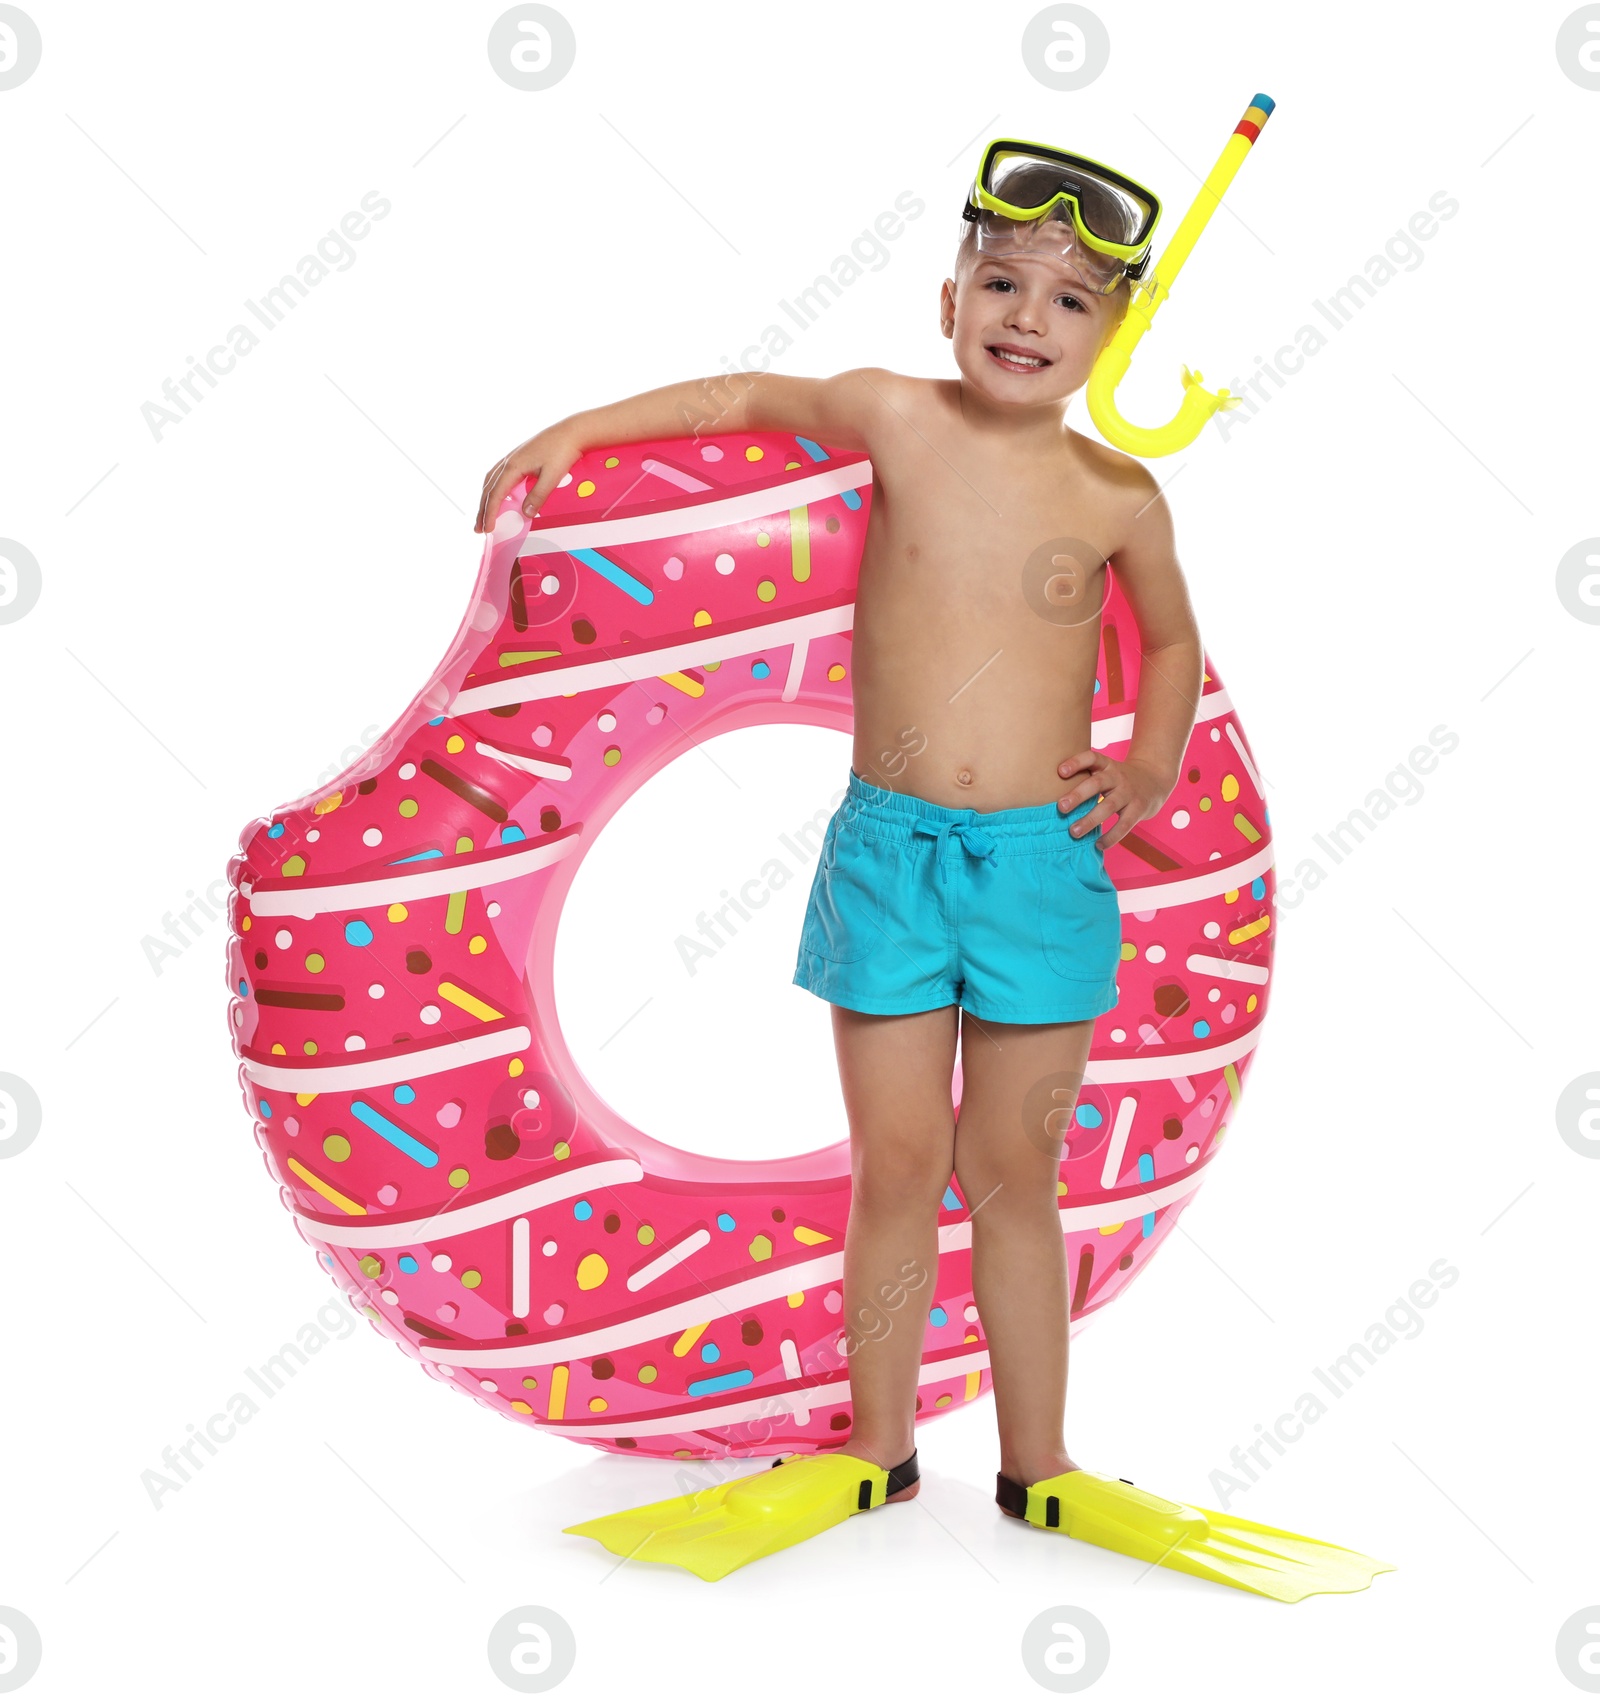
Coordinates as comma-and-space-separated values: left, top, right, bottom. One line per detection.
827, 1002, 960, 1498
952, 1011, 1096, 1492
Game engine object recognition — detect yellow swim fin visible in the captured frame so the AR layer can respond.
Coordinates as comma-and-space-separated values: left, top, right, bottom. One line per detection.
564, 1449, 919, 1582
997, 1468, 1395, 1603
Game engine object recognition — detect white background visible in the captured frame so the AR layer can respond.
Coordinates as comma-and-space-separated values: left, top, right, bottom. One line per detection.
1, 2, 1595, 1695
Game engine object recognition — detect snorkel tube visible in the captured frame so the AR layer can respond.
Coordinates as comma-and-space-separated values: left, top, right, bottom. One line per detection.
1086, 94, 1275, 458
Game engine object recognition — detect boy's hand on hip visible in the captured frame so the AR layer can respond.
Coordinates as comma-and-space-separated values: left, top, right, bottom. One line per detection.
1055, 751, 1174, 850
475, 426, 584, 534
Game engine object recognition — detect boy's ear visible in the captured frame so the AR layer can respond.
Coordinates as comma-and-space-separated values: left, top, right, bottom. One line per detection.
939, 277, 956, 338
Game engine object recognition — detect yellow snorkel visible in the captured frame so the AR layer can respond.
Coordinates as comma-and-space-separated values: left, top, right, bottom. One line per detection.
1086, 94, 1276, 458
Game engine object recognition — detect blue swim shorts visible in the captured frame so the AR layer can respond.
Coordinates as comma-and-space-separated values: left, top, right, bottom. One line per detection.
792, 769, 1122, 1024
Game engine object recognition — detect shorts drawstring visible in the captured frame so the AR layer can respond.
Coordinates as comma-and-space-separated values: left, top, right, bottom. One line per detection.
912, 815, 1000, 885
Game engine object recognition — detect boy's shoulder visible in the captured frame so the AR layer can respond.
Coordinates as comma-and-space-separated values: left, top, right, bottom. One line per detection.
1068, 426, 1164, 508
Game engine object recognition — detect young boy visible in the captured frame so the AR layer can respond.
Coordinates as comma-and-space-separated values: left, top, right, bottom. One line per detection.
478, 142, 1202, 1557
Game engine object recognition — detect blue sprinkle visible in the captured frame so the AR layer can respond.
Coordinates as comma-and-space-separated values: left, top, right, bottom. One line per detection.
428, 716, 445, 726
1263, 804, 1271, 826
715, 1212, 735, 1232
351, 1100, 438, 1168
574, 1200, 593, 1222
1192, 1020, 1211, 1038
1251, 876, 1265, 899
1093, 677, 1101, 695
930, 1306, 948, 1327
501, 824, 526, 844
390, 849, 443, 864
794, 436, 828, 462
394, 1084, 416, 1105
841, 488, 862, 511
319, 1252, 334, 1268
1075, 1103, 1103, 1129
345, 919, 374, 947
268, 822, 285, 839
700, 1342, 721, 1364
259, 1100, 272, 1117
942, 1184, 962, 1212
751, 660, 770, 680
1137, 1152, 1154, 1182
688, 1368, 754, 1398
238, 978, 249, 997
398, 1254, 418, 1274
571, 546, 653, 606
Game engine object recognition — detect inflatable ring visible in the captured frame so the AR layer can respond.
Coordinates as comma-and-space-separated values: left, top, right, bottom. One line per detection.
226, 431, 1276, 1461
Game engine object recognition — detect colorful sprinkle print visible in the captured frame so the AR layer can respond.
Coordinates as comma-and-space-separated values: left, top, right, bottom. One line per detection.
225, 430, 1275, 1464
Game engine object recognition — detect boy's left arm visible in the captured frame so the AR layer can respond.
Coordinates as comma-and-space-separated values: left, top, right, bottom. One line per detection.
1058, 467, 1204, 849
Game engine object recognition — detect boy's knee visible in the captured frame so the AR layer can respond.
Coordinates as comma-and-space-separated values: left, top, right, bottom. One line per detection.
852, 1143, 950, 1211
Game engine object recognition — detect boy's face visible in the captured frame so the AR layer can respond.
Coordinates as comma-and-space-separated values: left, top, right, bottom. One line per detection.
940, 248, 1129, 408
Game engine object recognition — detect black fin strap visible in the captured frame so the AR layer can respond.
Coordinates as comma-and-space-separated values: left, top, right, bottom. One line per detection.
995, 1471, 1030, 1519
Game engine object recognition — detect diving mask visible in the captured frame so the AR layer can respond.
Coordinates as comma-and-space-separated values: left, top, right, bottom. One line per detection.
963, 138, 1162, 295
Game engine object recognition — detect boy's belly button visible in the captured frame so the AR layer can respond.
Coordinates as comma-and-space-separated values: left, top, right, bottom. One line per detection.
955, 767, 973, 787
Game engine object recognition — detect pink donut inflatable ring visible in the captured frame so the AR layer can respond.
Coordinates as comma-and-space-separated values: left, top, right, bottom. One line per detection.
225, 431, 1276, 1462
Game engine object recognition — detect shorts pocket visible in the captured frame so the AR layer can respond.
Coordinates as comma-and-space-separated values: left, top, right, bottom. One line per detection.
800, 817, 883, 964
1037, 844, 1122, 982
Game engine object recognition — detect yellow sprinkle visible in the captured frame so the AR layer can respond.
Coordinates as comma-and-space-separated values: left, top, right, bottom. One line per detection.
749, 1234, 773, 1262
510, 1400, 532, 1415
745, 445, 764, 461
270, 1043, 286, 1056
303, 1041, 317, 1055
445, 890, 467, 935
602, 747, 621, 767
448, 1167, 469, 1187
313, 792, 342, 815
469, 934, 487, 954
576, 1253, 608, 1290
446, 734, 465, 754
659, 671, 705, 697
1099, 1221, 1124, 1235
241, 916, 251, 931
1223, 1062, 1242, 1104
305, 953, 324, 973
552, 1140, 570, 1160
792, 1225, 831, 1246
454, 835, 473, 853
826, 663, 845, 683
548, 1363, 569, 1419
1232, 811, 1262, 844
387, 902, 407, 922
637, 1223, 655, 1244
963, 1372, 981, 1402
1057, 1179, 1068, 1195
296, 1092, 318, 1107
604, 456, 619, 468
286, 1156, 366, 1215
461, 1269, 481, 1288
281, 855, 306, 877
1225, 888, 1239, 904
522, 1377, 538, 1389
786, 1292, 804, 1307
936, 1392, 954, 1408
785, 460, 800, 470
789, 506, 811, 582
588, 1396, 608, 1412
1200, 796, 1213, 811
1220, 773, 1239, 802
757, 580, 776, 602
692, 609, 712, 627
437, 980, 503, 1021
756, 530, 770, 546
398, 798, 418, 818
576, 480, 596, 497
1120, 941, 1137, 960
500, 649, 561, 666
1246, 994, 1258, 1012
1229, 914, 1271, 946
673, 1323, 708, 1358
639, 1364, 658, 1384
508, 1058, 523, 1077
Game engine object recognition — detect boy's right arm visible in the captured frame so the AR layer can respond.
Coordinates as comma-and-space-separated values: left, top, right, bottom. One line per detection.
474, 368, 894, 533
